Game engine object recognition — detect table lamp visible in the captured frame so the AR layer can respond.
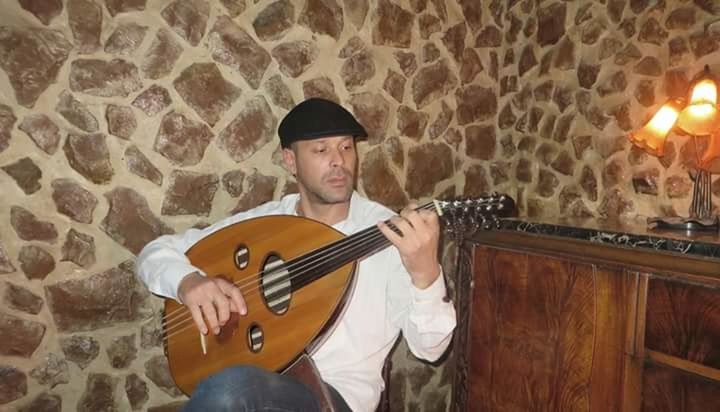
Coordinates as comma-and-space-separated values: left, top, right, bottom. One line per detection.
628, 65, 720, 231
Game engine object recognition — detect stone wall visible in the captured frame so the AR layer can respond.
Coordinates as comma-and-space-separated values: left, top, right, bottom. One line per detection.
494, 0, 720, 220
2, 0, 720, 411
0, 0, 468, 410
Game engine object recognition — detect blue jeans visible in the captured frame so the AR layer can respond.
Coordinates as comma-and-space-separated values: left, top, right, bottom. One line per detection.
182, 365, 352, 412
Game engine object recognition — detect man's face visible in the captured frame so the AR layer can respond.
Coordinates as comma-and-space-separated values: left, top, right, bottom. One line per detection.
283, 135, 357, 205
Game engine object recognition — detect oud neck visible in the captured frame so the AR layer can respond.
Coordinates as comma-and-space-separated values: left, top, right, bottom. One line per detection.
289, 202, 437, 290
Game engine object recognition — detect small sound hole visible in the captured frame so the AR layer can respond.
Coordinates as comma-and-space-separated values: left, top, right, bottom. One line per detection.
247, 323, 263, 353
235, 245, 249, 270
261, 254, 292, 315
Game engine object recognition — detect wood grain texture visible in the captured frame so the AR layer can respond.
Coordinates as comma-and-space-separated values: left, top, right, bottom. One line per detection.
165, 215, 356, 394
452, 243, 475, 411
466, 230, 720, 287
642, 361, 720, 412
623, 274, 649, 412
590, 264, 639, 412
647, 350, 720, 382
466, 247, 637, 411
645, 279, 720, 370
456, 233, 720, 412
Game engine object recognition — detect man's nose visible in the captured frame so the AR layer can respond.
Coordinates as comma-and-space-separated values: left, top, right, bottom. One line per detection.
329, 148, 345, 167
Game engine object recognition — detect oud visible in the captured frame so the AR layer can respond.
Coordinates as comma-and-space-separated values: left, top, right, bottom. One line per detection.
161, 194, 515, 395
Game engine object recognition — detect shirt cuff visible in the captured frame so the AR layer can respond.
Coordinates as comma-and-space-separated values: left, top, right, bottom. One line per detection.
409, 266, 447, 303
152, 262, 206, 302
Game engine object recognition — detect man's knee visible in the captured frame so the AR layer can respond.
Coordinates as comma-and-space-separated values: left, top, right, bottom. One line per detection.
187, 366, 268, 410
202, 365, 268, 388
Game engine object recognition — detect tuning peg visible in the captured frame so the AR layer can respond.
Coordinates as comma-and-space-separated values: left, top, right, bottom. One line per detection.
481, 217, 492, 230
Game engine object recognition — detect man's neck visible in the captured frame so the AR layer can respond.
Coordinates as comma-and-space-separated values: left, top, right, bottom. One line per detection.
296, 195, 351, 226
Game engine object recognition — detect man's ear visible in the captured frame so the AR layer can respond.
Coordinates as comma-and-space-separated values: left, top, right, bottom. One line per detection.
282, 147, 297, 175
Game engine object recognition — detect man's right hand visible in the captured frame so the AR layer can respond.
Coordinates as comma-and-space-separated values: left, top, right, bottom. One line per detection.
177, 272, 247, 335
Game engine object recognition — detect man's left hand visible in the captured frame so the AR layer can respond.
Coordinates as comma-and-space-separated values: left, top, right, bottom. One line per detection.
377, 204, 441, 289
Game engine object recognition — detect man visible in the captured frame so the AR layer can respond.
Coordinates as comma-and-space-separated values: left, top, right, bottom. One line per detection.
136, 98, 457, 411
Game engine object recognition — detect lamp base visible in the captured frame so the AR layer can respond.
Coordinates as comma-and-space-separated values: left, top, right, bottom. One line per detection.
647, 216, 720, 231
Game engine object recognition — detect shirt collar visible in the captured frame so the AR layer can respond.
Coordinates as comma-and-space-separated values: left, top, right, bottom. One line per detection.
333, 191, 359, 232
288, 191, 359, 233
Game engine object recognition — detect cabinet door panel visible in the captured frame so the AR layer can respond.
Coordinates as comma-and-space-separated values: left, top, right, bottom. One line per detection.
468, 247, 636, 412
645, 280, 720, 369
642, 362, 720, 412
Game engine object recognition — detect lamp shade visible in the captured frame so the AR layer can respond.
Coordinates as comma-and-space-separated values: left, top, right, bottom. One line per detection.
678, 78, 720, 135
628, 99, 684, 156
690, 78, 717, 105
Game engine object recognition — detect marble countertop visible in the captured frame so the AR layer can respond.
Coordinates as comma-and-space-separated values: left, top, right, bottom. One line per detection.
490, 217, 720, 260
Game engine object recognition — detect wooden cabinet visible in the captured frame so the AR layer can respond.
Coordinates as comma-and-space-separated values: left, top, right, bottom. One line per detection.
452, 230, 720, 411
643, 279, 720, 411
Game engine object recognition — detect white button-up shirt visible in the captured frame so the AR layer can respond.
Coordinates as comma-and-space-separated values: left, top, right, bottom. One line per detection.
136, 192, 457, 411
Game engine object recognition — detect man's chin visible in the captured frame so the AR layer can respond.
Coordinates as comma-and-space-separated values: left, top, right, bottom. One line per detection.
320, 188, 353, 204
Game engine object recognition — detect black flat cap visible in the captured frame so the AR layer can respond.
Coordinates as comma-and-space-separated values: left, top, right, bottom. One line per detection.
278, 98, 368, 148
